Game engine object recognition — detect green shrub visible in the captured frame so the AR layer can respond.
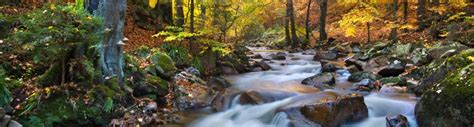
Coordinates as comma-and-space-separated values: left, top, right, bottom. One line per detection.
5, 4, 104, 84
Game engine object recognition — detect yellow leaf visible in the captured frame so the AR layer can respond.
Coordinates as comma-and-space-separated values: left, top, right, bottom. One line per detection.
439, 31, 449, 37
468, 56, 474, 62
149, 0, 158, 9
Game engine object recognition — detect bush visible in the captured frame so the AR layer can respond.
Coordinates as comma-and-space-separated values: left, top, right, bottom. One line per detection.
4, 4, 103, 84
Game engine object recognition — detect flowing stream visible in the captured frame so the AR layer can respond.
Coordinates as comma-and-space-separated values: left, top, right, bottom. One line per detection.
189, 47, 418, 127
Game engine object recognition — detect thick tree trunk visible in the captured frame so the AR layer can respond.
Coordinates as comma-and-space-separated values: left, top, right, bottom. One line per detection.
93, 0, 127, 85
390, 0, 398, 43
305, 0, 312, 47
417, 0, 426, 31
319, 0, 328, 42
175, 0, 185, 27
157, 3, 173, 25
288, 0, 298, 48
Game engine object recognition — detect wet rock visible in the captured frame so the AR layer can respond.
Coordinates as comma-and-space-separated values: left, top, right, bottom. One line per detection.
185, 67, 201, 77
290, 57, 301, 60
321, 63, 340, 72
428, 42, 469, 59
8, 120, 22, 127
347, 65, 361, 73
207, 76, 232, 91
392, 43, 412, 56
239, 91, 269, 105
351, 79, 377, 92
0, 108, 4, 120
379, 77, 407, 86
173, 72, 210, 110
377, 61, 406, 77
1, 115, 11, 127
252, 67, 263, 72
220, 65, 239, 75
348, 71, 380, 82
301, 72, 336, 88
301, 94, 368, 126
272, 52, 287, 60
386, 114, 409, 127
410, 48, 432, 66
313, 51, 337, 61
210, 90, 239, 111
256, 61, 271, 71
251, 54, 263, 59
380, 86, 407, 94
345, 59, 366, 71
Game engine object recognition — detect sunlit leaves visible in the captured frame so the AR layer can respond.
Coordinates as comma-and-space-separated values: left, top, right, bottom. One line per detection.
338, 3, 380, 37
149, 0, 158, 8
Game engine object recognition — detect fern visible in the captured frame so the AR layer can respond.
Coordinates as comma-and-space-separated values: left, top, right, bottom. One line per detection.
103, 97, 113, 113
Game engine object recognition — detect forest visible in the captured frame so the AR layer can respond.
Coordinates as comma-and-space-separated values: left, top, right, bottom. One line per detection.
0, 0, 473, 126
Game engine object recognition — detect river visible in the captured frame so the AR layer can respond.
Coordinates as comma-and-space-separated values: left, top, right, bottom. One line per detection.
189, 47, 418, 127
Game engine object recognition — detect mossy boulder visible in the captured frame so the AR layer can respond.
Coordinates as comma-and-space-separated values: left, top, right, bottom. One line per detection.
145, 51, 176, 79
414, 49, 474, 96
415, 63, 474, 126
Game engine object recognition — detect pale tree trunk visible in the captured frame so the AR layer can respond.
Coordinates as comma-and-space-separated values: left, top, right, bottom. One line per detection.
319, 0, 328, 42
288, 0, 298, 48
390, 0, 398, 43
305, 0, 312, 47
91, 0, 127, 85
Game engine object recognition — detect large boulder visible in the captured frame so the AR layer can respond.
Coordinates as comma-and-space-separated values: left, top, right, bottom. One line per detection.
272, 52, 287, 60
172, 71, 211, 110
145, 52, 177, 79
386, 114, 409, 127
314, 51, 338, 61
301, 72, 336, 88
207, 76, 232, 91
377, 60, 406, 77
414, 49, 474, 96
300, 93, 368, 126
255, 61, 271, 71
351, 79, 376, 92
239, 91, 270, 105
415, 50, 474, 126
321, 63, 341, 73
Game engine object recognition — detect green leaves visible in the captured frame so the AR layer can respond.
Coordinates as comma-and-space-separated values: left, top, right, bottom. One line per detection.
103, 97, 113, 113
0, 69, 12, 107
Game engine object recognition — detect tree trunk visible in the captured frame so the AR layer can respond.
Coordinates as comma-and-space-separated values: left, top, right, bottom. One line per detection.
287, 0, 298, 48
305, 0, 312, 47
285, 16, 291, 47
402, 0, 408, 33
367, 22, 371, 43
189, 0, 195, 53
93, 0, 127, 85
190, 0, 195, 33
175, 0, 185, 27
417, 0, 426, 31
390, 0, 398, 43
319, 0, 328, 42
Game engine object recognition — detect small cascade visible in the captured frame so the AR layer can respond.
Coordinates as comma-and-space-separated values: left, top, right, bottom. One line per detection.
190, 98, 294, 127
